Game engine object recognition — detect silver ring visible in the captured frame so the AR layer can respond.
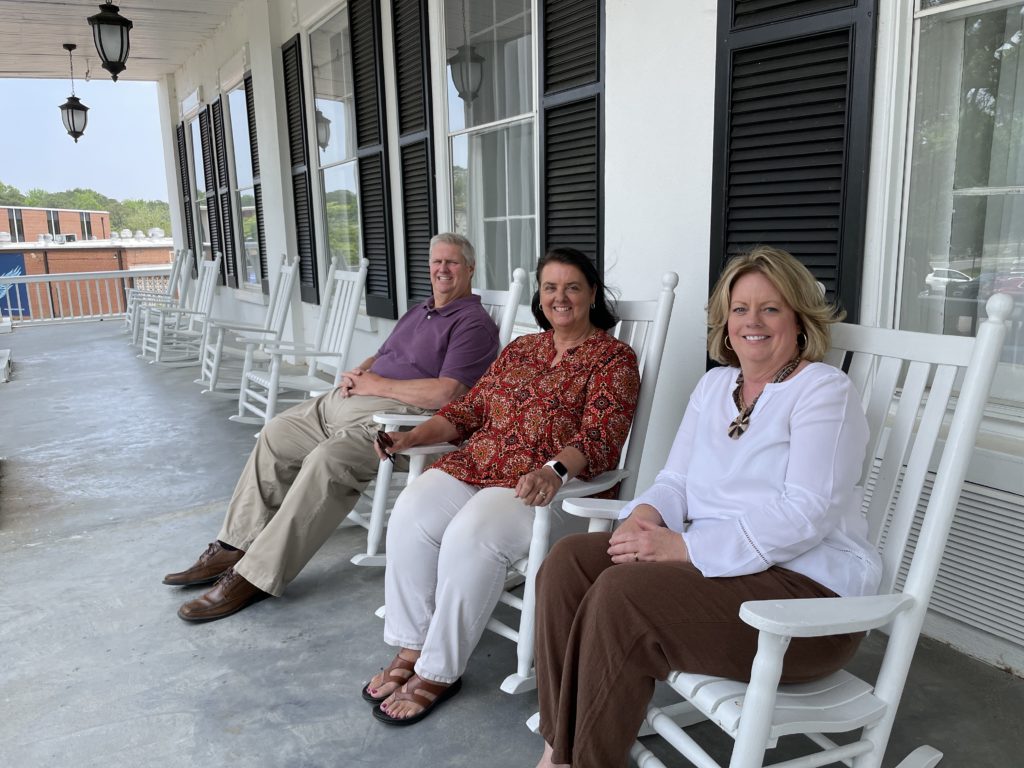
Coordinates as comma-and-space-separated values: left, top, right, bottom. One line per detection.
634, 553, 639, 562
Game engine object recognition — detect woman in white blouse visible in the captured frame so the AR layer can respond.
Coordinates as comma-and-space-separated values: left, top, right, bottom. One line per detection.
533, 246, 881, 768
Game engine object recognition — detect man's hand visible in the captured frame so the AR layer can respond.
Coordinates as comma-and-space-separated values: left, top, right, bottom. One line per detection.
339, 367, 383, 398
608, 507, 688, 564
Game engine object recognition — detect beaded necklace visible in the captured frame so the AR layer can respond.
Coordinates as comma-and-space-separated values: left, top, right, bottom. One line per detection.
728, 356, 802, 439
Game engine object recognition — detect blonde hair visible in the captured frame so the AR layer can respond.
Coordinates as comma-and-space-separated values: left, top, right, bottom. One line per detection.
707, 245, 844, 366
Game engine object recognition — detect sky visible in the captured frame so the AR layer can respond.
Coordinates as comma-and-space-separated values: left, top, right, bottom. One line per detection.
0, 78, 167, 202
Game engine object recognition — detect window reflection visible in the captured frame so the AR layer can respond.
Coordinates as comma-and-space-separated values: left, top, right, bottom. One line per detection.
445, 0, 536, 293
189, 117, 211, 259
311, 8, 361, 270
322, 163, 361, 268
901, 6, 1024, 368
227, 84, 260, 286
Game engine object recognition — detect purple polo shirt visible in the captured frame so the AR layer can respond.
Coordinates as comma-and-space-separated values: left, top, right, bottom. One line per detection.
369, 294, 499, 388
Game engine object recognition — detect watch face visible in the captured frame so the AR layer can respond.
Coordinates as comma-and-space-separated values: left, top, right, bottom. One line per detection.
552, 461, 568, 477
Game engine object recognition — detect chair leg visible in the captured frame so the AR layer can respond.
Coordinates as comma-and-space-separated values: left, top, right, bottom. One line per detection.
207, 329, 224, 391
350, 458, 395, 567
235, 346, 255, 418
264, 357, 281, 424
500, 503, 552, 694
727, 631, 789, 768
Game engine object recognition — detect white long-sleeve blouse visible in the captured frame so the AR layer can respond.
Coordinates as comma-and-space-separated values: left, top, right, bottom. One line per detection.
619, 362, 881, 598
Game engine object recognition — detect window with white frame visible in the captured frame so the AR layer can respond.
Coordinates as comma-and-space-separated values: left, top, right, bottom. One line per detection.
47, 209, 61, 236
226, 81, 261, 287
188, 116, 212, 259
8, 209, 23, 242
310, 8, 361, 270
900, 0, 1024, 377
443, 0, 536, 291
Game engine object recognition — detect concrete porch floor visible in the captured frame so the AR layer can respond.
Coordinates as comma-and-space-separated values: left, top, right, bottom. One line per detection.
1, 320, 1022, 768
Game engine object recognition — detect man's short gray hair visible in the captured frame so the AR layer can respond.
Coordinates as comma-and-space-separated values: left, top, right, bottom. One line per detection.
429, 232, 476, 268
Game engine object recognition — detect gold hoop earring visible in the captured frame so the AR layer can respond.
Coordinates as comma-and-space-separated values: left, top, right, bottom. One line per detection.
724, 336, 734, 351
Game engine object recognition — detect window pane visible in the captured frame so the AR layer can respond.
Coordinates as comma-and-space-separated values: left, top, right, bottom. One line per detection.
451, 120, 536, 290
189, 117, 211, 259
445, 0, 533, 131
900, 6, 1024, 367
310, 8, 357, 167
237, 188, 261, 285
227, 85, 253, 190
321, 161, 361, 268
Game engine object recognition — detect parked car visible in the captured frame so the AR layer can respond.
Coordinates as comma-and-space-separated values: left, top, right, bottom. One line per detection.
925, 267, 974, 292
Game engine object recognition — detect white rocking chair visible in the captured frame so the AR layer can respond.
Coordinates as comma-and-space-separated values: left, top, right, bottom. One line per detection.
348, 267, 528, 567
230, 258, 368, 425
125, 248, 192, 345
138, 255, 221, 366
194, 256, 298, 396
550, 292, 1013, 768
371, 272, 679, 696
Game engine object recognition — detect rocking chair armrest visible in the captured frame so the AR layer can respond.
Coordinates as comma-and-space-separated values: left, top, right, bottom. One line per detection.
739, 593, 915, 638
207, 318, 269, 333
392, 441, 461, 458
261, 340, 324, 354
230, 328, 280, 343
562, 497, 628, 521
150, 307, 207, 318
372, 412, 432, 428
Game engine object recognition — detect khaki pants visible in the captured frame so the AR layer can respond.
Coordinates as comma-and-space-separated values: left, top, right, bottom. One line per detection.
218, 389, 431, 596
536, 533, 864, 768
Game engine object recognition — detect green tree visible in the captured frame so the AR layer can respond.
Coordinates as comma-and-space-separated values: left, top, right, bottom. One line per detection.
0, 181, 26, 206
0, 181, 171, 235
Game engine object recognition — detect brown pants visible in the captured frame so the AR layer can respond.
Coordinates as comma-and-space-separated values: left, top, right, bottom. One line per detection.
535, 533, 863, 767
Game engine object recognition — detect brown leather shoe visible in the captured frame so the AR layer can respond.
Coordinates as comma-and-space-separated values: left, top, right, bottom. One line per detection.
163, 542, 244, 586
177, 568, 269, 623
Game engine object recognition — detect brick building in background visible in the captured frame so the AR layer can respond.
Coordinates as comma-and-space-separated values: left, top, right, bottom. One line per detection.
1, 205, 111, 244
0, 209, 175, 320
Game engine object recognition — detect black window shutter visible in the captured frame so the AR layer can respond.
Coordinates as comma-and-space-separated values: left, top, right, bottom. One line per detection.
175, 122, 197, 273
350, 0, 396, 318
710, 0, 876, 322
244, 74, 270, 293
540, 0, 604, 273
282, 34, 320, 304
211, 98, 238, 288
198, 106, 223, 266
393, 0, 436, 305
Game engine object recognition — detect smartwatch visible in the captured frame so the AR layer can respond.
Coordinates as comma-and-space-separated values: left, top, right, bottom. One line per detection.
544, 459, 569, 486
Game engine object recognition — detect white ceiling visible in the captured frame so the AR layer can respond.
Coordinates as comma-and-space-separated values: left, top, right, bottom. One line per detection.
0, 0, 240, 81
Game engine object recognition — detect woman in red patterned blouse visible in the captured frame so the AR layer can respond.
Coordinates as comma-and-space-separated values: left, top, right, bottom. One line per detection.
363, 247, 641, 726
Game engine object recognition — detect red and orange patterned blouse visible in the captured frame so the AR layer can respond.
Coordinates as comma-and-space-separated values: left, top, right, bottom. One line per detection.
432, 330, 640, 488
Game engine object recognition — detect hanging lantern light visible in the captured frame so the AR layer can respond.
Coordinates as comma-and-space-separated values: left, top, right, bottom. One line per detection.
447, 44, 484, 102
314, 108, 332, 151
59, 44, 89, 143
88, 1, 133, 82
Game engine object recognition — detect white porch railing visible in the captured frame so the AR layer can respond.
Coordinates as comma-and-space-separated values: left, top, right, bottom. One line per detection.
0, 266, 172, 326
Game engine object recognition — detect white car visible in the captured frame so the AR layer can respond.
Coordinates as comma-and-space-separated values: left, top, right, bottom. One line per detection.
925, 267, 973, 291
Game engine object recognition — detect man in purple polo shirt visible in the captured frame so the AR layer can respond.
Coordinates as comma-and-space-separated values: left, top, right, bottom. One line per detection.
164, 233, 499, 622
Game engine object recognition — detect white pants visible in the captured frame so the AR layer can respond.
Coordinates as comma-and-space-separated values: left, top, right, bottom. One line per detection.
383, 468, 537, 683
